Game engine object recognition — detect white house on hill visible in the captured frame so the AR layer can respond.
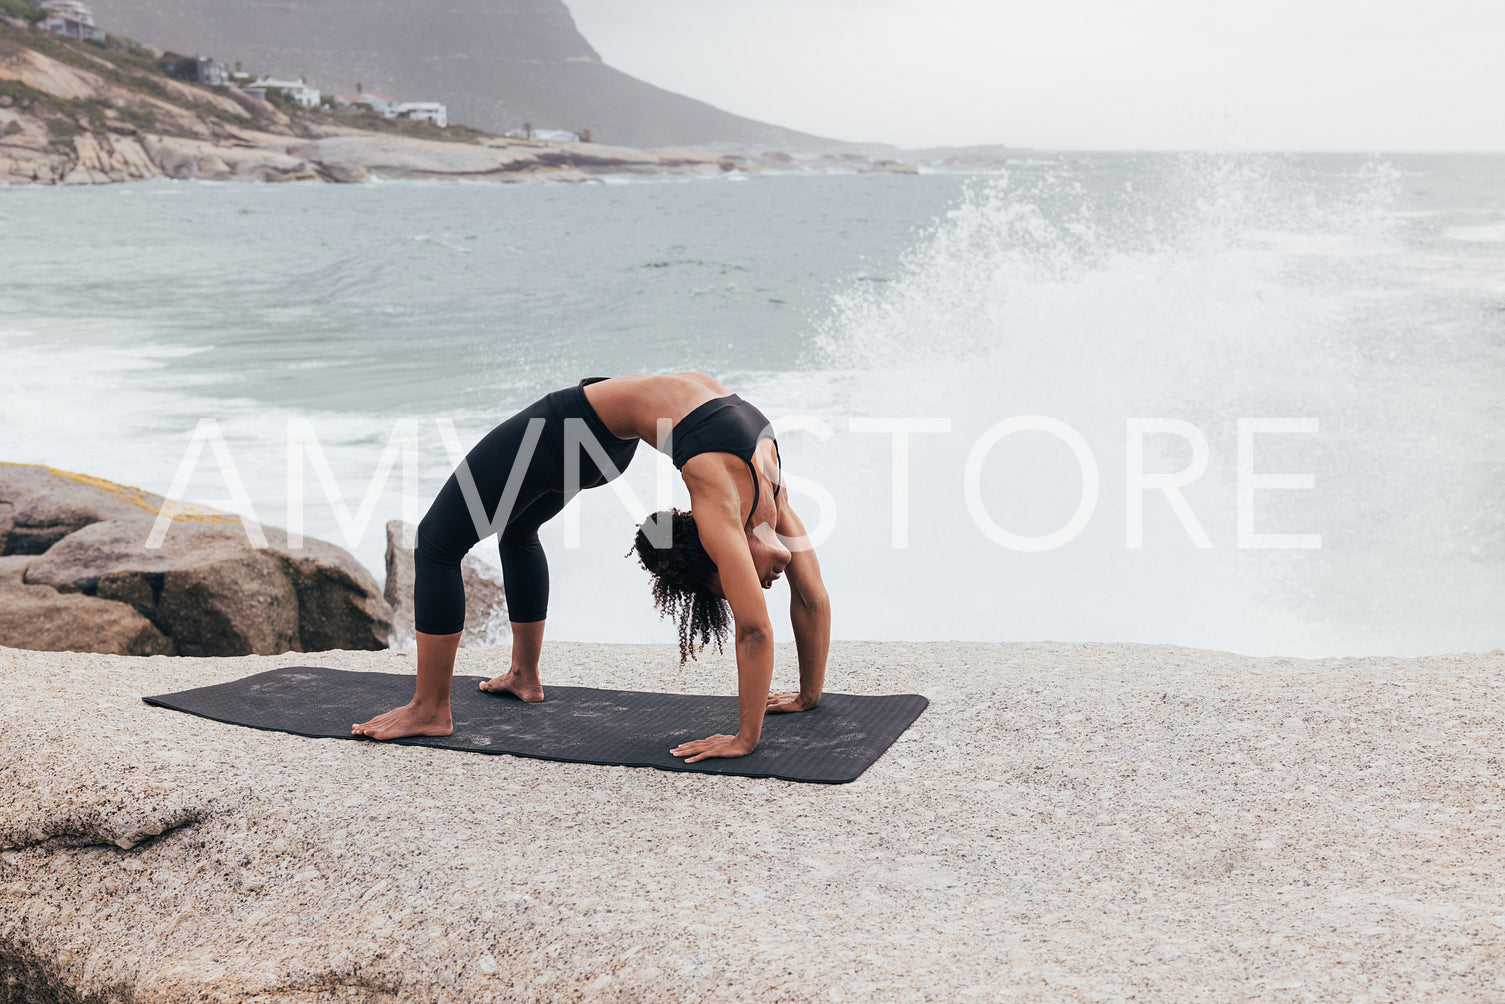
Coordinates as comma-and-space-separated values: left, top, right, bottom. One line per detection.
394, 102, 446, 127
41, 0, 94, 22
332, 91, 447, 127
251, 77, 321, 109
40, 0, 104, 40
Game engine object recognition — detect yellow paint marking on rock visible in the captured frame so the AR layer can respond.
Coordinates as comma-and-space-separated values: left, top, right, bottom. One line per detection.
1, 461, 239, 524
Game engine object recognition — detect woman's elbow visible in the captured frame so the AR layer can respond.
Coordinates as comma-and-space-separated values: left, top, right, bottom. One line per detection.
736, 620, 773, 647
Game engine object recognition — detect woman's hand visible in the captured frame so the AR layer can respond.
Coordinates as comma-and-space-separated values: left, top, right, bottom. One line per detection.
765, 692, 818, 714
671, 733, 755, 763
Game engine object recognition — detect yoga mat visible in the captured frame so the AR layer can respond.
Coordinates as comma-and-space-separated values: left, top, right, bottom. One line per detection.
142, 666, 928, 784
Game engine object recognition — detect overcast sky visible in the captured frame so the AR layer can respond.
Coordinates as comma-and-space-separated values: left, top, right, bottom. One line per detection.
563, 0, 1504, 151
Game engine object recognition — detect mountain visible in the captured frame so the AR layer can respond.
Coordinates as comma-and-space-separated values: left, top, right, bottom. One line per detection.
80, 0, 846, 150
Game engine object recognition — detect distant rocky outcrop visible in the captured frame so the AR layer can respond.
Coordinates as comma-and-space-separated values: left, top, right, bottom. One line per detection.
383, 519, 507, 650
0, 463, 391, 656
0, 21, 915, 184
83, 0, 847, 150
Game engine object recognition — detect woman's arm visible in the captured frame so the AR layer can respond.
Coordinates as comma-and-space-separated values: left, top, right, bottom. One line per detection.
669, 481, 774, 763
767, 496, 830, 713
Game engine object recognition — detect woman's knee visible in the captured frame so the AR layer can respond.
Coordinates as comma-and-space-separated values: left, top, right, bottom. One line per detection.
416, 508, 473, 566
498, 521, 544, 551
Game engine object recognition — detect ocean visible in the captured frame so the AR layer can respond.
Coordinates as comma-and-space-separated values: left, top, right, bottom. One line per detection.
3, 153, 1502, 657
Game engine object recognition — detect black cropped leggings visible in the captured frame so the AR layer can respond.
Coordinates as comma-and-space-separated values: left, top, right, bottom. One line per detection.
413, 378, 639, 634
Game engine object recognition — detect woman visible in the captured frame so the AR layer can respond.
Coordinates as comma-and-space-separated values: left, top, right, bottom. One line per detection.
352, 372, 831, 763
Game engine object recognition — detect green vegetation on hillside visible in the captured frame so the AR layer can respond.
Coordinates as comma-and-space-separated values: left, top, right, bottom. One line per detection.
1, 75, 163, 140
0, 16, 494, 150
0, 0, 44, 24
0, 19, 253, 144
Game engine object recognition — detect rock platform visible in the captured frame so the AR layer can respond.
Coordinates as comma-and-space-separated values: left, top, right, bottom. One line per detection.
2, 640, 1502, 1002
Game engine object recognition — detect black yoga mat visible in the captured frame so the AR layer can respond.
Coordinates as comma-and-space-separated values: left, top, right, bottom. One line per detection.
142, 666, 928, 784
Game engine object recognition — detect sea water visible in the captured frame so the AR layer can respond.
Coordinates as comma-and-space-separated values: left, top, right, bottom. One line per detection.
2, 154, 1501, 657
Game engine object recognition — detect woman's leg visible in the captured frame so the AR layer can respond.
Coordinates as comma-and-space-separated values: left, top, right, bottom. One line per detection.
480, 490, 569, 700
355, 382, 637, 735
350, 629, 462, 740
479, 404, 638, 698
480, 619, 545, 700
353, 404, 553, 739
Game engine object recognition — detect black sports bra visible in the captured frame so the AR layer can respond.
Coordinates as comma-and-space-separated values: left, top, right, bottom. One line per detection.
669, 394, 782, 521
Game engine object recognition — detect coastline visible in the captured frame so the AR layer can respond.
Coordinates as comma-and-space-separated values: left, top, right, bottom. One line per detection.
0, 19, 924, 186
0, 125, 927, 187
3, 639, 1502, 1001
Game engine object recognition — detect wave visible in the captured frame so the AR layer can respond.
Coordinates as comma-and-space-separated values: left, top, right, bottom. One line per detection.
816, 153, 1403, 371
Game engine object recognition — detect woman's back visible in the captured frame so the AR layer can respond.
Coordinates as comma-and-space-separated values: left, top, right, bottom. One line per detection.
583, 373, 781, 530
580, 372, 728, 445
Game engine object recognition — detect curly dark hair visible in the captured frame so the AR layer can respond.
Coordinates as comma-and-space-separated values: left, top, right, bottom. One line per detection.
630, 508, 731, 666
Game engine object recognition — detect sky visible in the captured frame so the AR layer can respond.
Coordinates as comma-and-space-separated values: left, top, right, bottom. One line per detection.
562, 0, 1505, 151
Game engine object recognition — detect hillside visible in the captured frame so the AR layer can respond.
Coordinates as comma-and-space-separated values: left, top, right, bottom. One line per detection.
0, 16, 516, 184
0, 17, 913, 184
81, 0, 845, 150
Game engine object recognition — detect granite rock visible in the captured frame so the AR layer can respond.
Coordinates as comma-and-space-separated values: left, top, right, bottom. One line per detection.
382, 519, 509, 650
1, 640, 1503, 1002
0, 463, 391, 656
140, 134, 319, 182
0, 554, 173, 656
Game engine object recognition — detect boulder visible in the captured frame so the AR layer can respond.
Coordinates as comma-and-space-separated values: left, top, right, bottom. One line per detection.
0, 555, 173, 656
383, 519, 508, 650
141, 134, 320, 182
0, 140, 57, 185
0, 462, 392, 656
71, 132, 157, 182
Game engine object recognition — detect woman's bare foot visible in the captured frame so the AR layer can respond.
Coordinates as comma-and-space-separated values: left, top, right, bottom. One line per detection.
479, 669, 544, 702
351, 700, 453, 740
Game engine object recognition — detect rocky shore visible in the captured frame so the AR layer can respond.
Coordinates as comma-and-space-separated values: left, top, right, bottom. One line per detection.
3, 640, 1502, 1001
383, 519, 508, 651
0, 19, 917, 185
0, 464, 519, 657
0, 462, 393, 656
